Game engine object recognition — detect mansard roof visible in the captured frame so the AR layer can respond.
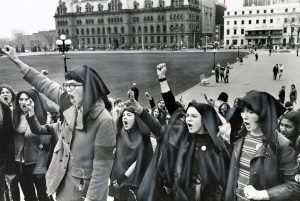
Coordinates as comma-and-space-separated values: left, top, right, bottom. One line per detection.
60, 0, 198, 13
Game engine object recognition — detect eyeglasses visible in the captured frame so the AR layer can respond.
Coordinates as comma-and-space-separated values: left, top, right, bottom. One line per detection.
62, 83, 83, 91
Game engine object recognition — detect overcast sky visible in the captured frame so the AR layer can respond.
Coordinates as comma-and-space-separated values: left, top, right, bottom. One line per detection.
0, 0, 228, 39
0, 0, 59, 39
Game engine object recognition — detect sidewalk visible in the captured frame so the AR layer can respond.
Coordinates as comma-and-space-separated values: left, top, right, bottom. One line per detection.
176, 49, 300, 110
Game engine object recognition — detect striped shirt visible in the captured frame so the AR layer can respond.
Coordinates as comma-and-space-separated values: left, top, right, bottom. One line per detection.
236, 134, 263, 201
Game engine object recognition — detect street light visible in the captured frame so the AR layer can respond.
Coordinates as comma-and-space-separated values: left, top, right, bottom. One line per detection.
237, 45, 240, 58
56, 34, 72, 73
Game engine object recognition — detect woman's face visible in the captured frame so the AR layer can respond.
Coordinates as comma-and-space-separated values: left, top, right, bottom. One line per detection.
64, 80, 84, 106
122, 110, 135, 130
153, 108, 160, 118
1, 88, 13, 104
157, 101, 165, 110
280, 118, 297, 140
241, 107, 260, 132
220, 104, 228, 115
186, 106, 202, 134
18, 93, 30, 113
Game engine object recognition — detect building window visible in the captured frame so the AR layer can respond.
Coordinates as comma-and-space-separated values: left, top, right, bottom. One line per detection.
145, 36, 148, 43
234, 11, 237, 15
263, 19, 266, 23
164, 36, 167, 43
227, 29, 230, 35
114, 27, 118, 33
241, 39, 244, 45
242, 11, 244, 15
283, 28, 287, 33
234, 21, 237, 25
271, 9, 273, 13
226, 40, 229, 45
284, 18, 288, 23
87, 38, 90, 44
249, 11, 252, 14
133, 37, 135, 43
241, 29, 244, 34
292, 18, 295, 22
121, 27, 125, 34
122, 37, 125, 44
170, 35, 174, 42
264, 10, 266, 13
257, 10, 259, 14
241, 20, 244, 24
227, 21, 229, 25
98, 38, 101, 44
139, 37, 142, 43
256, 20, 259, 24
270, 19, 273, 23
103, 38, 106, 44
151, 36, 154, 43
234, 29, 237, 35
93, 38, 95, 44
227, 12, 230, 15
249, 20, 252, 24
157, 36, 160, 43
293, 8, 296, 12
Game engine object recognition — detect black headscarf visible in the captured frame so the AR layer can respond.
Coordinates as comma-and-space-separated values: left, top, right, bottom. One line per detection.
65, 65, 110, 119
113, 107, 151, 187
14, 89, 47, 126
228, 90, 286, 147
175, 102, 228, 201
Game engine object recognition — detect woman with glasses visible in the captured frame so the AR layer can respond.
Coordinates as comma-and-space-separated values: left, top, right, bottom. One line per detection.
2, 45, 117, 201
225, 90, 300, 201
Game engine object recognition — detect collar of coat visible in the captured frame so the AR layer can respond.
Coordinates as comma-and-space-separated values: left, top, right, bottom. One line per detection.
63, 99, 105, 131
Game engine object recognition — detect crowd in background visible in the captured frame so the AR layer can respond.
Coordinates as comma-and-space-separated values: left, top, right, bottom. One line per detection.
0, 45, 300, 201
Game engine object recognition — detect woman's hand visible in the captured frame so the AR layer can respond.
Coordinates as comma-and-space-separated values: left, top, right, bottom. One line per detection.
26, 98, 35, 117
244, 185, 270, 200
128, 90, 143, 114
156, 63, 167, 79
2, 45, 19, 62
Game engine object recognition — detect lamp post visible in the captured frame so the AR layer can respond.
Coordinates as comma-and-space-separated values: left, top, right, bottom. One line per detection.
237, 45, 240, 58
56, 34, 72, 73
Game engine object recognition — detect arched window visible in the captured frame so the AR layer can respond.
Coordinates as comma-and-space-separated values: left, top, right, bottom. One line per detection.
81, 29, 84, 35
102, 28, 105, 34
97, 28, 101, 34
121, 27, 125, 33
108, 27, 111, 34
170, 25, 174, 32
163, 25, 167, 33
91, 28, 95, 35
76, 29, 79, 35
138, 26, 142, 33
156, 26, 161, 33
132, 27, 136, 33
114, 27, 118, 33
150, 26, 154, 33
144, 26, 148, 33
86, 28, 90, 35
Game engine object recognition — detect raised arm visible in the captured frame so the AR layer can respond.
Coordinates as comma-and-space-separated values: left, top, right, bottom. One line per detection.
2, 45, 64, 104
156, 63, 178, 115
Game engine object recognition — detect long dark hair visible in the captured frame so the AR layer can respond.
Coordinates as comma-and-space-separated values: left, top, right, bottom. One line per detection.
14, 89, 47, 127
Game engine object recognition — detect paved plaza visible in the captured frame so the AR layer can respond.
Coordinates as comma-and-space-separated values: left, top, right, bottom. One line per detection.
176, 49, 300, 110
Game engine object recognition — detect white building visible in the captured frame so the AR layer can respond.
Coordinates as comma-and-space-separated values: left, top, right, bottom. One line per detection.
224, 0, 300, 49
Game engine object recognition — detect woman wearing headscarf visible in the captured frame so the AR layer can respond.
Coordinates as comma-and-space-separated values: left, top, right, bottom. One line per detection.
0, 97, 15, 201
12, 89, 50, 201
108, 106, 153, 201
136, 63, 229, 201
2, 45, 117, 201
225, 90, 300, 201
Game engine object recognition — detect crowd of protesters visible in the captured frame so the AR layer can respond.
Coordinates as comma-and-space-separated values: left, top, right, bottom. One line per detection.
1, 45, 300, 201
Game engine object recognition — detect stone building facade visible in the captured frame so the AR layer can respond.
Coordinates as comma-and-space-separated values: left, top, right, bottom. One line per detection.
55, 0, 216, 50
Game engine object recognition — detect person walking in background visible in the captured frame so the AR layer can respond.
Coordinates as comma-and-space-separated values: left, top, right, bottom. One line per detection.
131, 83, 139, 101
220, 65, 225, 83
239, 56, 243, 65
278, 64, 284, 80
273, 64, 279, 80
290, 84, 297, 104
3, 45, 117, 201
215, 63, 220, 83
278, 85, 286, 104
224, 66, 230, 83
255, 53, 258, 61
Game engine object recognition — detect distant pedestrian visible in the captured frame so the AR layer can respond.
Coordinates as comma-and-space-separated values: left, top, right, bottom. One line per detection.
278, 85, 286, 104
278, 64, 284, 80
215, 63, 220, 83
239, 56, 243, 65
297, 48, 299, 57
131, 82, 139, 101
224, 66, 230, 83
255, 53, 258, 61
220, 65, 225, 82
269, 49, 272, 56
273, 64, 279, 80
290, 84, 297, 104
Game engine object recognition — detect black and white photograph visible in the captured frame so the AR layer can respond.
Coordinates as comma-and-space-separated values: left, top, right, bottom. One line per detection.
1, 0, 300, 201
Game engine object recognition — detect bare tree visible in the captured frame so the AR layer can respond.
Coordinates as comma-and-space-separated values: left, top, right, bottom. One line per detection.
42, 32, 56, 50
